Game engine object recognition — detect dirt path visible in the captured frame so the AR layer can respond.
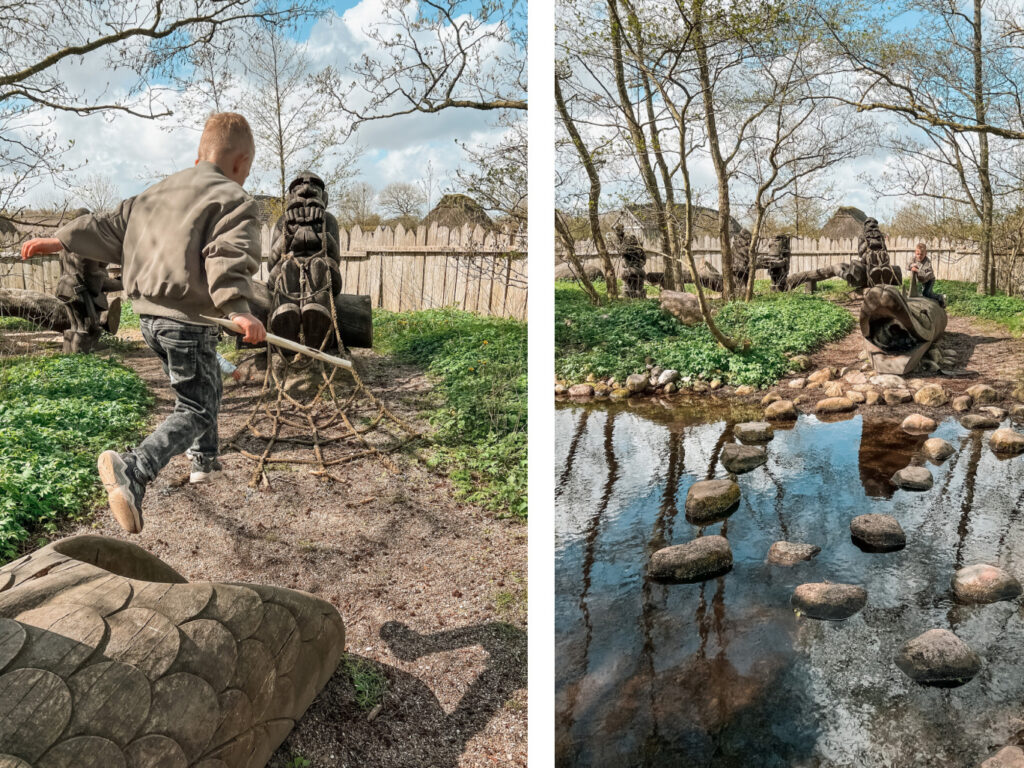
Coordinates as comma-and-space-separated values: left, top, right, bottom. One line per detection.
68, 337, 527, 768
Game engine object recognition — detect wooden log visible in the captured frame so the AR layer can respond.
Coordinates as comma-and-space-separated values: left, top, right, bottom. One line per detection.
0, 288, 73, 330
246, 281, 372, 349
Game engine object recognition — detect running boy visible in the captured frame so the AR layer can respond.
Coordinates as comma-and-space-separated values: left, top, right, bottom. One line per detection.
21, 112, 267, 534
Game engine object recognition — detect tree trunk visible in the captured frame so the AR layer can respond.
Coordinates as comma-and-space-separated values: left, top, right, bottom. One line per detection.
555, 212, 602, 305
972, 0, 995, 295
0, 288, 73, 330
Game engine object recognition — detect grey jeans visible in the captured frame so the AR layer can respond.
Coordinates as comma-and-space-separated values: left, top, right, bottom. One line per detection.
133, 316, 222, 483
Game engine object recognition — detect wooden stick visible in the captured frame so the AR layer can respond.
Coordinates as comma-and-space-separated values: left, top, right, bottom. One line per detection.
201, 315, 354, 371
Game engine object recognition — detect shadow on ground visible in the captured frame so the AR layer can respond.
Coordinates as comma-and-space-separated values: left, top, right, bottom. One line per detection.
270, 621, 528, 768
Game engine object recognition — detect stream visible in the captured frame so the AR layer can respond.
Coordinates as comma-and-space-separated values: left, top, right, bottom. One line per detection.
555, 398, 1024, 767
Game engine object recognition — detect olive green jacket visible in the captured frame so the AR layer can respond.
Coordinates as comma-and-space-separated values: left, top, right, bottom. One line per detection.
55, 161, 260, 324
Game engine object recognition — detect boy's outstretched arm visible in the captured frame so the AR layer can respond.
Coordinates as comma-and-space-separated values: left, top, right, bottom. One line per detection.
45, 198, 134, 264
204, 199, 266, 344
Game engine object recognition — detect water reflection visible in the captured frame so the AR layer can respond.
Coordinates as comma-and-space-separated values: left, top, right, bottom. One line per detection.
555, 399, 1024, 768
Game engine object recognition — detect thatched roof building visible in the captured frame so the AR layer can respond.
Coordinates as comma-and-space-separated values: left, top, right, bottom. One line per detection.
600, 204, 746, 242
421, 194, 494, 231
821, 206, 868, 238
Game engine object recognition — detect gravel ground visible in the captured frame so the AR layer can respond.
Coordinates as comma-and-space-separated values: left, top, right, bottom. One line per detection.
60, 333, 527, 768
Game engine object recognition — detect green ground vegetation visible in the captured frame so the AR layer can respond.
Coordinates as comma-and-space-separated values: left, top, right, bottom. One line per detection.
373, 308, 527, 519
555, 280, 855, 387
0, 354, 151, 561
343, 655, 387, 711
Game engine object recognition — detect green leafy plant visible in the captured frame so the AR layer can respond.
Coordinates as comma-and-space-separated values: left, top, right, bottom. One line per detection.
0, 354, 151, 562
373, 308, 527, 518
344, 655, 387, 711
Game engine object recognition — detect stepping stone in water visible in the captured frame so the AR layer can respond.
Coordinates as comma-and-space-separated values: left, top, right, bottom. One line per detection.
684, 479, 741, 524
922, 437, 954, 462
816, 397, 856, 414
951, 564, 1022, 604
990, 428, 1024, 455
979, 406, 1008, 421
850, 514, 906, 552
962, 413, 1000, 430
891, 465, 933, 491
895, 628, 981, 687
649, 536, 732, 583
952, 395, 973, 412
764, 400, 797, 421
720, 444, 767, 474
791, 582, 867, 621
733, 421, 773, 443
901, 414, 936, 434
766, 541, 820, 566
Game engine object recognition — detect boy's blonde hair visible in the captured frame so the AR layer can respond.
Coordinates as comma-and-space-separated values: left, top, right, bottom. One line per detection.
916, 242, 928, 254
198, 113, 255, 161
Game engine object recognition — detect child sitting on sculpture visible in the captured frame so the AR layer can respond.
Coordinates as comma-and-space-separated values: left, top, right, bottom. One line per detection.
20, 112, 267, 534
908, 242, 944, 305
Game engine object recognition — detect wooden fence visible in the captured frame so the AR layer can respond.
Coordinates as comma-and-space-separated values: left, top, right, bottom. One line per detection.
0, 221, 529, 320
561, 234, 982, 283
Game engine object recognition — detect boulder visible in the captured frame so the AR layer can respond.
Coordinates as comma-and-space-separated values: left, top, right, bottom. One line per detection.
788, 378, 807, 389
870, 374, 906, 389
979, 406, 1008, 421
657, 369, 679, 387
554, 383, 567, 395
720, 444, 767, 474
791, 582, 867, 621
807, 368, 832, 385
883, 388, 913, 405
685, 478, 741, 524
626, 373, 648, 394
952, 564, 1022, 604
851, 514, 906, 552
663, 382, 676, 394
848, 391, 866, 404
914, 384, 948, 407
649, 536, 732, 582
593, 383, 611, 398
980, 747, 1024, 768
962, 414, 1001, 430
767, 541, 821, 566
990, 428, 1024, 454
789, 354, 811, 371
734, 385, 756, 396
709, 378, 723, 390
966, 384, 999, 404
865, 390, 881, 406
923, 438, 955, 462
568, 383, 594, 398
816, 397, 856, 414
824, 382, 845, 398
660, 290, 704, 325
901, 414, 937, 434
734, 421, 774, 443
610, 388, 630, 401
895, 629, 981, 687
764, 400, 797, 421
1012, 404, 1024, 423
891, 465, 934, 490
843, 370, 869, 386
762, 392, 781, 406
952, 395, 974, 412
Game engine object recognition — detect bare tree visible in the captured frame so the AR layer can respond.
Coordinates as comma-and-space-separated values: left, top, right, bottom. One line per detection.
456, 114, 528, 223
74, 173, 120, 213
336, 181, 379, 229
378, 182, 427, 220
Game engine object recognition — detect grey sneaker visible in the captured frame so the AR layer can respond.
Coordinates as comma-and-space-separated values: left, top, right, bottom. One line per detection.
97, 451, 146, 533
188, 453, 224, 484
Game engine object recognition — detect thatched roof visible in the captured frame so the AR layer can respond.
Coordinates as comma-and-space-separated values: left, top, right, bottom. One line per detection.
421, 194, 494, 231
821, 206, 868, 239
602, 204, 747, 241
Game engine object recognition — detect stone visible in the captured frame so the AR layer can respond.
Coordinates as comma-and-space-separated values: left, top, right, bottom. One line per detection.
761, 392, 781, 406
901, 414, 936, 433
824, 382, 845, 398
0, 536, 345, 768
625, 374, 648, 394
923, 438, 955, 462
913, 384, 948, 407
649, 536, 732, 583
980, 747, 1024, 768
979, 406, 1008, 421
870, 374, 905, 389
793, 395, 809, 406
851, 514, 906, 552
891, 465, 934, 490
663, 382, 676, 394
807, 368, 832, 385
593, 383, 611, 398
816, 397, 856, 414
1014, 385, 1024, 404
1012, 404, 1024, 423
788, 378, 806, 389
843, 371, 868, 386
554, 384, 566, 396
610, 388, 630, 401
966, 384, 998, 404
789, 354, 811, 371
951, 564, 1022, 605
883, 388, 913, 405
990, 428, 1024, 454
847, 391, 866, 404
895, 629, 981, 687
961, 414, 1001, 430
568, 383, 593, 398
660, 290, 704, 325
952, 395, 973, 412
734, 422, 773, 443
720, 444, 767, 474
709, 379, 722, 390
804, 381, 820, 390
657, 369, 679, 387
766, 541, 821, 566
693, 381, 709, 394
791, 583, 867, 621
764, 400, 797, 421
685, 479, 741, 524
865, 390, 881, 405
734, 385, 755, 396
